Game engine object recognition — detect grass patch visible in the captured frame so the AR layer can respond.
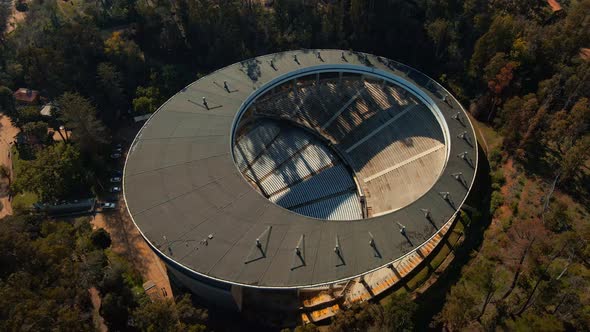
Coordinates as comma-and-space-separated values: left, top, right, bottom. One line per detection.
468, 116, 503, 153
11, 145, 39, 211
57, 0, 89, 20
12, 191, 38, 211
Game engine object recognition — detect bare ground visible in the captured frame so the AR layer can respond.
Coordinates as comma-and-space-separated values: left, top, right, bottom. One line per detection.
89, 287, 108, 332
6, 0, 26, 34
0, 115, 19, 219
91, 195, 174, 300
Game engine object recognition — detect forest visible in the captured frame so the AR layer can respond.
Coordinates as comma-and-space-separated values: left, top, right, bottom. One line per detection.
0, 0, 589, 331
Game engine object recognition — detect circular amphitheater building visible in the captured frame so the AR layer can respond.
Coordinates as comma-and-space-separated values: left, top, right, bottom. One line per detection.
123, 49, 478, 324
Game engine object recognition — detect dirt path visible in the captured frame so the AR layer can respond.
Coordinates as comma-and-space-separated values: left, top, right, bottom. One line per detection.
91, 199, 174, 300
6, 0, 26, 34
0, 115, 19, 219
467, 113, 490, 154
88, 287, 108, 332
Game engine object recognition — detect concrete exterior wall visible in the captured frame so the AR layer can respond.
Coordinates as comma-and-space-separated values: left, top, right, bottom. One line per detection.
166, 261, 241, 311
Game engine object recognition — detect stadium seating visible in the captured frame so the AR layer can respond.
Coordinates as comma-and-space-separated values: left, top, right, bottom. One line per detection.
258, 141, 336, 196
234, 121, 363, 220
271, 164, 354, 209
293, 191, 362, 220
234, 121, 280, 171
235, 73, 446, 219
242, 127, 312, 182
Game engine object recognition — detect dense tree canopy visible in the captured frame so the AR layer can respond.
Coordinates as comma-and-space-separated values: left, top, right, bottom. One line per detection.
131, 294, 208, 332
0, 86, 15, 117
0, 216, 103, 331
0, 0, 588, 330
12, 142, 84, 201
57, 92, 108, 155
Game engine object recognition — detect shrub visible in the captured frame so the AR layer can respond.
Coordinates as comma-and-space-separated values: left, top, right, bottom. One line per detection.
460, 210, 472, 228
91, 228, 112, 249
544, 200, 570, 233
510, 200, 519, 215
0, 165, 10, 179
488, 148, 502, 168
501, 216, 512, 231
490, 169, 506, 186
490, 191, 504, 215
16, 106, 42, 125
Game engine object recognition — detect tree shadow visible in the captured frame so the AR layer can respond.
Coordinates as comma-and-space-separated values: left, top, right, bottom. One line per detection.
248, 74, 445, 175
413, 143, 492, 330
520, 144, 590, 210
239, 58, 262, 82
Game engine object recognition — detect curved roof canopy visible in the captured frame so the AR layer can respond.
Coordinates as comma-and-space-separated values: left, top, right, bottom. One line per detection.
123, 50, 478, 288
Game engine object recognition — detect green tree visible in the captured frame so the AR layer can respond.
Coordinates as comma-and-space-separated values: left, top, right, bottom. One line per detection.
104, 30, 144, 68
294, 323, 319, 332
380, 293, 417, 332
558, 135, 590, 182
319, 2, 347, 48
21, 121, 49, 144
133, 86, 161, 114
11, 6, 104, 96
0, 86, 15, 118
544, 200, 571, 233
546, 98, 590, 153
0, 0, 10, 36
132, 294, 207, 332
15, 106, 42, 126
436, 281, 480, 330
90, 228, 112, 249
132, 96, 155, 114
504, 311, 564, 331
516, 106, 547, 161
12, 142, 84, 201
483, 52, 509, 83
101, 292, 131, 329
0, 215, 100, 331
0, 164, 9, 179
487, 60, 519, 121
57, 92, 108, 154
470, 15, 519, 76
329, 303, 374, 332
426, 19, 456, 60
500, 94, 539, 152
97, 62, 125, 110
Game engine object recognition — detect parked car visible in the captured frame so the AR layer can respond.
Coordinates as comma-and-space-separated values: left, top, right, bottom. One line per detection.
110, 186, 121, 193
102, 202, 116, 209
110, 153, 121, 159
111, 170, 123, 176
110, 177, 121, 183
112, 147, 122, 153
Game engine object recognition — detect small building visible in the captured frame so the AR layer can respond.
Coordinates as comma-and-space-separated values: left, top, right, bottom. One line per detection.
51, 129, 72, 142
40, 103, 54, 117
13, 88, 40, 104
